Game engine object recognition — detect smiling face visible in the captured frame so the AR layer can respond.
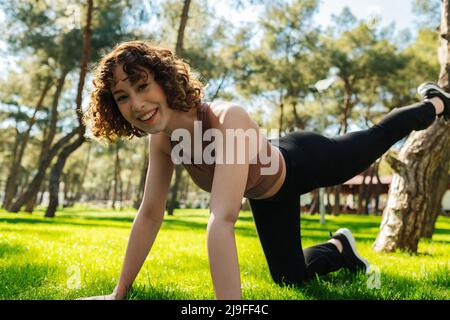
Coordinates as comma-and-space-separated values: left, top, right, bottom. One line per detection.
84, 41, 205, 144
111, 65, 174, 134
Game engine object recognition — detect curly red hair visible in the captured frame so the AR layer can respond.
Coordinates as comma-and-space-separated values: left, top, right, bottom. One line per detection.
83, 40, 205, 143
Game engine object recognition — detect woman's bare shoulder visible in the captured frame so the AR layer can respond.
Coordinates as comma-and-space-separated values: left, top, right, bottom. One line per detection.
209, 101, 253, 126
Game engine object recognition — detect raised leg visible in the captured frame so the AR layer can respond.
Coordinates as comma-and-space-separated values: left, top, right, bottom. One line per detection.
279, 101, 436, 194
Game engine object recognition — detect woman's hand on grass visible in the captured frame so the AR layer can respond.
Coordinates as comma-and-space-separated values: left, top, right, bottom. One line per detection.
77, 286, 127, 300
77, 293, 119, 300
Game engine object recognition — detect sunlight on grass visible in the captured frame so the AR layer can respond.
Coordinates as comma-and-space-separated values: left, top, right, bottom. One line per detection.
0, 208, 449, 300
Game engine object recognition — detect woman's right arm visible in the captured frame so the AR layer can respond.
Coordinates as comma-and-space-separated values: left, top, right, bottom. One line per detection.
80, 134, 174, 300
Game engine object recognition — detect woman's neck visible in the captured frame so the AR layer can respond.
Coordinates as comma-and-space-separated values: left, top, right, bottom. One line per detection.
162, 106, 199, 138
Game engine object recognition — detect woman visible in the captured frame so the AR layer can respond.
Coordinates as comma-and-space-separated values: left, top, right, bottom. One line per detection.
81, 40, 449, 300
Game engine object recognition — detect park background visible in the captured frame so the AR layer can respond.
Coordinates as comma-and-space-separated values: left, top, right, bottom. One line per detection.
0, 0, 449, 299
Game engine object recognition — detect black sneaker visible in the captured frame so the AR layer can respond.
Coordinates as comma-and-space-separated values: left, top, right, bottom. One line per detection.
417, 82, 450, 122
331, 228, 370, 274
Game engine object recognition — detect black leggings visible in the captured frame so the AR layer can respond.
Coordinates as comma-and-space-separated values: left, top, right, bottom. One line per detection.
248, 101, 436, 286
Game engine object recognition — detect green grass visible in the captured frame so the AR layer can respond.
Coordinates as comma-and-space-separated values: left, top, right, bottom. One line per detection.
0, 206, 449, 300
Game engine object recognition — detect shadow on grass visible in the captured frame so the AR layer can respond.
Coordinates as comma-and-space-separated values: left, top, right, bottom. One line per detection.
162, 218, 258, 238
60, 215, 135, 222
0, 214, 258, 238
0, 216, 378, 239
0, 226, 70, 238
0, 214, 260, 239
433, 228, 450, 235
0, 216, 132, 230
1, 212, 448, 245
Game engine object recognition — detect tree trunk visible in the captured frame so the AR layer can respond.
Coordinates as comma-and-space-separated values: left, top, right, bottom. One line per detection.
279, 101, 284, 134
112, 142, 122, 210
44, 0, 93, 218
24, 193, 38, 213
46, 134, 85, 217
166, 0, 192, 216
134, 139, 149, 209
175, 0, 191, 57
2, 128, 20, 210
421, 157, 447, 238
326, 187, 332, 214
8, 128, 79, 213
374, 162, 382, 214
373, 128, 449, 252
125, 173, 132, 206
5, 79, 52, 209
167, 164, 182, 215
104, 181, 112, 205
3, 78, 51, 211
74, 142, 92, 203
357, 168, 369, 214
308, 189, 319, 214
332, 78, 354, 216
62, 172, 70, 206
332, 185, 341, 215
291, 101, 304, 130
38, 179, 46, 205
374, 1, 450, 252
365, 166, 376, 215
24, 71, 68, 213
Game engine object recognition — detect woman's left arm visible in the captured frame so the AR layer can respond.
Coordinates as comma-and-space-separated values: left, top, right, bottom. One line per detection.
207, 105, 257, 300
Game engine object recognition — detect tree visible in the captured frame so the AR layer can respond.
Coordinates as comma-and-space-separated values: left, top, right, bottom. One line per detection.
45, 0, 93, 217
3, 1, 90, 213
233, 0, 326, 133
321, 16, 407, 215
133, 139, 149, 209
111, 140, 124, 210
373, 1, 450, 252
125, 0, 235, 214
164, 0, 191, 216
0, 66, 52, 210
2, 0, 142, 214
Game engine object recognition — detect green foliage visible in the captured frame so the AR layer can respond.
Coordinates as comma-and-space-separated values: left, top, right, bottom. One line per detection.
2, 0, 140, 72
321, 19, 408, 128
232, 0, 328, 131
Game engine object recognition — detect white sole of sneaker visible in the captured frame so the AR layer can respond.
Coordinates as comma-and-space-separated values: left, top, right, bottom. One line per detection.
335, 228, 371, 274
417, 82, 450, 99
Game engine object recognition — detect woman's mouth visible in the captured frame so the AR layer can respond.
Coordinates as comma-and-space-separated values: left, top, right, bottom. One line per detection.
138, 108, 158, 124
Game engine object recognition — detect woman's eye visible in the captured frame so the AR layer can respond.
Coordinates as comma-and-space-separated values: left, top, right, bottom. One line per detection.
117, 95, 128, 102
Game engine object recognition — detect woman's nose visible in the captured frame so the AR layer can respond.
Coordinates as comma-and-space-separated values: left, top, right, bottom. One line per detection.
130, 96, 145, 113
132, 103, 145, 113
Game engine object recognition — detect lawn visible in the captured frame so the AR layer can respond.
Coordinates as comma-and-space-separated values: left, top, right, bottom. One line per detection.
0, 206, 449, 300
